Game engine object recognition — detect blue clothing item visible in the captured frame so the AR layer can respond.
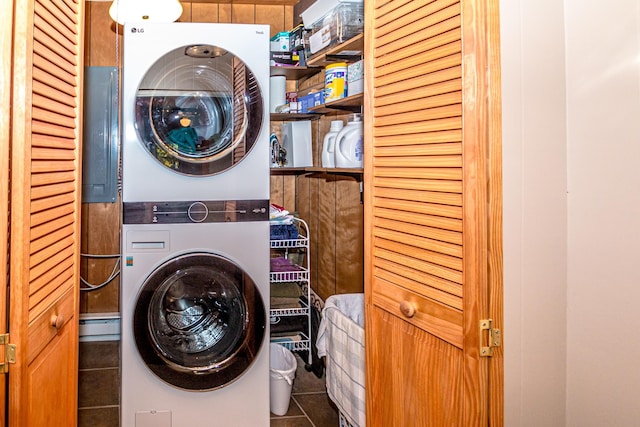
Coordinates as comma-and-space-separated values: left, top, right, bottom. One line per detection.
168, 126, 198, 153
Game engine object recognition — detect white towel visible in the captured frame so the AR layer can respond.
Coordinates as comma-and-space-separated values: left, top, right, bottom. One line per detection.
316, 293, 365, 427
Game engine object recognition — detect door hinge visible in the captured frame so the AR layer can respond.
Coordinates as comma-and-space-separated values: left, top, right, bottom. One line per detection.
479, 319, 501, 357
0, 334, 17, 373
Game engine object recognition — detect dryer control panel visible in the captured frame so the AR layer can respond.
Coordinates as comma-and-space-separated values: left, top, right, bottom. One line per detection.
123, 199, 269, 224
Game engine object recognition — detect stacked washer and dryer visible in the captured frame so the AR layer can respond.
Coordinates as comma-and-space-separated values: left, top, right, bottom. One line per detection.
120, 23, 270, 427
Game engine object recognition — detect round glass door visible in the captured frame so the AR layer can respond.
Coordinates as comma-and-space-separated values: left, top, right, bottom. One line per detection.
133, 252, 266, 391
134, 45, 264, 176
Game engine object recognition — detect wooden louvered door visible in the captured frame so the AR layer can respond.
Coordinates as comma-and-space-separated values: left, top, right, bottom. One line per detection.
364, 0, 503, 425
1, 0, 12, 422
8, 0, 84, 425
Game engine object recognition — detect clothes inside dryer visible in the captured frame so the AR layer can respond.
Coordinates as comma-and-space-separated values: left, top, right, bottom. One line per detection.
134, 45, 264, 176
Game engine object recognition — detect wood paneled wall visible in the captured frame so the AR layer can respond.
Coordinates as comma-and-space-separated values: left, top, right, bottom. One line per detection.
80, 0, 364, 313
80, 2, 121, 313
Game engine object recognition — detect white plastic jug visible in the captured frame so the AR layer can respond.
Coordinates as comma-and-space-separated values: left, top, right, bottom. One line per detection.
335, 113, 364, 168
321, 120, 344, 168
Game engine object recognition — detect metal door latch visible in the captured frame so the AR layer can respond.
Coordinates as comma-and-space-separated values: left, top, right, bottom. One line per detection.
480, 319, 501, 357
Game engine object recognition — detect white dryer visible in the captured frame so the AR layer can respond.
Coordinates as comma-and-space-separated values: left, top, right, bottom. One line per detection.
120, 200, 270, 427
122, 23, 269, 202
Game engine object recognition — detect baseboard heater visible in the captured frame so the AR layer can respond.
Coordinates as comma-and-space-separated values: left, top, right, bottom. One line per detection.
79, 312, 120, 342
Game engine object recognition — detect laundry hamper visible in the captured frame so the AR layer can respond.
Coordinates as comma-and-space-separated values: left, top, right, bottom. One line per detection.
316, 293, 365, 427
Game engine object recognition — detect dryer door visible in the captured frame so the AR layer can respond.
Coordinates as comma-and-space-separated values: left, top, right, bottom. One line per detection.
134, 45, 264, 176
133, 252, 266, 391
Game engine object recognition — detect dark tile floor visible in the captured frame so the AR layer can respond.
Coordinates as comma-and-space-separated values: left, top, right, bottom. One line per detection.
270, 354, 339, 427
78, 342, 338, 427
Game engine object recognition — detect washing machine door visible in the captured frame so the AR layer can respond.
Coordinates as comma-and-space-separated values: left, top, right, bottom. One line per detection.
133, 252, 266, 391
134, 45, 264, 176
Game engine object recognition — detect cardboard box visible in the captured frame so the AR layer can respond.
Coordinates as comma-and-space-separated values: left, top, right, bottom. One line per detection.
270, 50, 302, 67
289, 24, 306, 51
348, 59, 364, 96
299, 91, 325, 113
270, 32, 290, 52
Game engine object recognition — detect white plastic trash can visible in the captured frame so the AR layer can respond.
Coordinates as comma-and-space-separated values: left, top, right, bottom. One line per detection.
269, 343, 297, 416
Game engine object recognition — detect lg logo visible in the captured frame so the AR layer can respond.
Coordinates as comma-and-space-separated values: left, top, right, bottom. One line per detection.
130, 27, 145, 33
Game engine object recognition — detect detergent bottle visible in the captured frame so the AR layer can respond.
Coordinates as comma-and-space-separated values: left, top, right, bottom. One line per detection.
321, 120, 344, 168
334, 113, 364, 168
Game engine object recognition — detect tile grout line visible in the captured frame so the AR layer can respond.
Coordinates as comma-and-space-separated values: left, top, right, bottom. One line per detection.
291, 395, 317, 427
292, 390, 329, 396
78, 366, 119, 372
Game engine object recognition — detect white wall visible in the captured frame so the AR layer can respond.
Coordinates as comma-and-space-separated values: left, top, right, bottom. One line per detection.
502, 0, 640, 425
564, 0, 640, 425
501, 0, 569, 425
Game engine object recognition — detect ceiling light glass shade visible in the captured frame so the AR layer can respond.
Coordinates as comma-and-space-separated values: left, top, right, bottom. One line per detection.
109, 0, 183, 25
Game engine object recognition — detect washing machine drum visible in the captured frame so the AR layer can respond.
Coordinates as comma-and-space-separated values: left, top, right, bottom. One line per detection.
133, 252, 266, 391
134, 44, 264, 176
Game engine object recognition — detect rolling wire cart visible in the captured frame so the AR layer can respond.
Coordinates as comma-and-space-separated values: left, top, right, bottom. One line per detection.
269, 217, 313, 364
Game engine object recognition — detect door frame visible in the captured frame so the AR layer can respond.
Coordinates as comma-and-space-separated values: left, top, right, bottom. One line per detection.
0, 0, 13, 420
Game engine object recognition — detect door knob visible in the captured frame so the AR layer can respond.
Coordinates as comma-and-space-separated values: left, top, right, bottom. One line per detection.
399, 301, 415, 318
51, 314, 64, 330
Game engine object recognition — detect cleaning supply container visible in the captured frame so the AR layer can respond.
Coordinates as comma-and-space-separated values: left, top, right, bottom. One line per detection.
321, 120, 344, 168
269, 343, 297, 416
335, 113, 364, 168
325, 62, 348, 102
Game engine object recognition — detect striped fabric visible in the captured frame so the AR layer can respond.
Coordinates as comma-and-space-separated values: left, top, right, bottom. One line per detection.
316, 294, 366, 427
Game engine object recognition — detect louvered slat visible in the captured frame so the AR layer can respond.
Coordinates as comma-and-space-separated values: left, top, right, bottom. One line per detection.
374, 259, 462, 298
32, 146, 75, 160
374, 265, 463, 308
28, 267, 73, 318
30, 213, 74, 241
374, 176, 462, 192
375, 267, 463, 310
32, 107, 76, 128
32, 77, 76, 104
30, 244, 74, 283
32, 93, 76, 118
29, 235, 74, 269
375, 227, 462, 257
375, 187, 462, 206
31, 159, 75, 173
375, 142, 462, 158
33, 23, 76, 66
374, 217, 462, 245
33, 53, 76, 86
376, 79, 461, 108
31, 171, 75, 188
373, 166, 462, 180
31, 204, 75, 227
34, 1, 77, 45
29, 223, 75, 255
374, 66, 461, 99
375, 206, 462, 232
376, 7, 460, 57
376, 128, 462, 146
31, 133, 76, 149
30, 182, 76, 202
375, 90, 461, 117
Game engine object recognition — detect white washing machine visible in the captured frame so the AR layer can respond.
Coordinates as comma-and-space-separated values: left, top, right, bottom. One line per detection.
122, 22, 269, 202
120, 200, 270, 427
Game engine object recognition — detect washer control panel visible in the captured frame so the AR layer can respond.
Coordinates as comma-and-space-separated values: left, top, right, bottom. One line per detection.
123, 199, 269, 224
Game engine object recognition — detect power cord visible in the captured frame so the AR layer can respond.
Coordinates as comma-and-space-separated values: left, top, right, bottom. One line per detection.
80, 253, 121, 292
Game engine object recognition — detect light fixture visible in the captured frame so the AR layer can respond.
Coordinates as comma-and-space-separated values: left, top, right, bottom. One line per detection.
109, 0, 183, 25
